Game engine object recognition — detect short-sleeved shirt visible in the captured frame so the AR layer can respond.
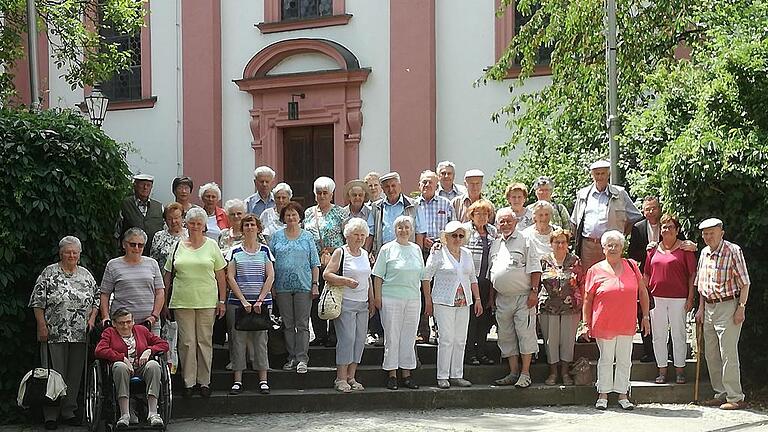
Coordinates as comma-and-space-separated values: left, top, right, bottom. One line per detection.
438, 183, 467, 201
164, 238, 227, 309
464, 222, 497, 279
585, 260, 640, 339
260, 208, 285, 240
304, 205, 348, 252
489, 231, 542, 296
245, 192, 275, 217
226, 244, 275, 305
415, 195, 453, 239
695, 239, 750, 299
644, 247, 696, 298
539, 253, 583, 315
372, 241, 424, 300
29, 264, 99, 343
150, 229, 186, 271
269, 229, 321, 293
423, 247, 477, 306
522, 224, 556, 261
101, 256, 164, 322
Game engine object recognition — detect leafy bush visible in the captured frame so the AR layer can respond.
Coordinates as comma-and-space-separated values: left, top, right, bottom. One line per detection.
0, 107, 131, 422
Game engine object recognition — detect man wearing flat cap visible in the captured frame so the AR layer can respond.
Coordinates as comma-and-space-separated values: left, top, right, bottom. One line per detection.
451, 169, 489, 223
695, 218, 750, 410
366, 172, 417, 258
570, 160, 642, 270
116, 173, 164, 255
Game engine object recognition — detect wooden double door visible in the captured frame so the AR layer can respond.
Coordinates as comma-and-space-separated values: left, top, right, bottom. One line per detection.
282, 125, 334, 209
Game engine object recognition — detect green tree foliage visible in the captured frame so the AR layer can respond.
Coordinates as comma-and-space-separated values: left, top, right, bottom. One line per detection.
0, 0, 144, 101
0, 107, 132, 422
487, 0, 768, 385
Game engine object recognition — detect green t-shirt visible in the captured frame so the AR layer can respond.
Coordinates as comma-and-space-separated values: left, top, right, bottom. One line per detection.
372, 241, 424, 300
165, 238, 226, 309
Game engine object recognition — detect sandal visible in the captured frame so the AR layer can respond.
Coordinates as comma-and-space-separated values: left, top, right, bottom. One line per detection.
259, 381, 270, 394
675, 374, 686, 384
544, 374, 557, 386
562, 374, 574, 386
347, 378, 365, 391
478, 355, 495, 365
515, 373, 532, 388
229, 382, 243, 395
334, 379, 352, 393
655, 374, 667, 384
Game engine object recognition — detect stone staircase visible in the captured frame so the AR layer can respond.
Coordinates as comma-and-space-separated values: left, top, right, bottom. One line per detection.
170, 339, 710, 418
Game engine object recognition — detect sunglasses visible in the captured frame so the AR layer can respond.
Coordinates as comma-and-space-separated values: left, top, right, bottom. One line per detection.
127, 242, 145, 248
450, 233, 465, 239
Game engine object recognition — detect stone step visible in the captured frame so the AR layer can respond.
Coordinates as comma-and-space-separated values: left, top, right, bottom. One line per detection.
171, 380, 712, 419
176, 359, 701, 392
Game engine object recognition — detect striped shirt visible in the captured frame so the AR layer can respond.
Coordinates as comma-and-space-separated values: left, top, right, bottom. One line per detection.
226, 244, 275, 305
415, 195, 453, 239
463, 222, 497, 278
695, 239, 750, 299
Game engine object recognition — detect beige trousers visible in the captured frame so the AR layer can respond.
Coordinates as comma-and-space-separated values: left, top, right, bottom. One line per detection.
703, 300, 744, 402
579, 239, 605, 272
174, 308, 216, 388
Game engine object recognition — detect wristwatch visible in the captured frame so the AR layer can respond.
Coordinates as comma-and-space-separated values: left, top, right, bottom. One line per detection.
738, 302, 747, 308
642, 316, 650, 321
150, 313, 159, 321
218, 300, 225, 304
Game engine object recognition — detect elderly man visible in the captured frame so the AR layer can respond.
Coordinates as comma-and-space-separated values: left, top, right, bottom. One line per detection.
451, 169, 486, 223
117, 173, 164, 256
695, 218, 750, 410
436, 161, 467, 201
244, 166, 276, 216
570, 160, 643, 270
365, 172, 417, 258
490, 207, 542, 388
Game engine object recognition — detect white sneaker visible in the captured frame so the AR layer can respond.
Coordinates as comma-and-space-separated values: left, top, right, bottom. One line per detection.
595, 398, 608, 410
116, 414, 130, 429
618, 398, 634, 410
296, 361, 308, 374
147, 413, 164, 427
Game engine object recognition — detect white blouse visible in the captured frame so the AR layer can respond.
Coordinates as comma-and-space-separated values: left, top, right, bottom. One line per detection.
423, 247, 478, 306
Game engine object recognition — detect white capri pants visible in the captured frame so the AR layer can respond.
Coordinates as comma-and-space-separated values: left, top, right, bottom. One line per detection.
334, 299, 369, 365
596, 335, 634, 394
380, 297, 421, 371
540, 313, 580, 364
433, 304, 470, 380
495, 293, 539, 357
650, 296, 687, 368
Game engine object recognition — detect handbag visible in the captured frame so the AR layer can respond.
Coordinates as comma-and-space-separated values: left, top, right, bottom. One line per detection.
18, 343, 66, 408
234, 305, 272, 331
318, 248, 344, 320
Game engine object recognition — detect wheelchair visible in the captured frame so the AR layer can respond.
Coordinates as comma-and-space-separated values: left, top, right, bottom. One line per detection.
84, 323, 173, 431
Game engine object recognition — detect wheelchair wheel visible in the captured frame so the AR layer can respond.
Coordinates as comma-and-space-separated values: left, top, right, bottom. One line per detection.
84, 361, 103, 432
159, 358, 173, 429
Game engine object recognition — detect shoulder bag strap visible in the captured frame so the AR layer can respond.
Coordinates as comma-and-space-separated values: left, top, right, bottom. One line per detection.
314, 207, 326, 251
337, 247, 345, 277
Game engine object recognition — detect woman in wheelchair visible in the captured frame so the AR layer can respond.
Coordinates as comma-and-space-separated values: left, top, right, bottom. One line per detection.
95, 308, 169, 428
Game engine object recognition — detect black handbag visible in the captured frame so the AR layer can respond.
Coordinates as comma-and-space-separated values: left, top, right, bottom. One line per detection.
234, 305, 271, 331
21, 344, 60, 408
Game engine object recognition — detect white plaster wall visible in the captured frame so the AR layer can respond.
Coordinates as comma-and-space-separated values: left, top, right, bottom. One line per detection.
46, 1, 182, 204
268, 53, 340, 75
220, 0, 390, 202
435, 0, 551, 180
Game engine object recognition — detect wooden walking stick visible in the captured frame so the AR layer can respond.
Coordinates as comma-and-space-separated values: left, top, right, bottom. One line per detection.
694, 320, 703, 403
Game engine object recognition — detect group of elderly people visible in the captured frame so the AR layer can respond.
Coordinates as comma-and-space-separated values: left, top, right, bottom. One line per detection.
29, 158, 750, 429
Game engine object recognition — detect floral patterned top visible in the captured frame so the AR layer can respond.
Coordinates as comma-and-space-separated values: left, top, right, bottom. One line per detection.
150, 229, 187, 271
304, 205, 348, 252
28, 264, 99, 343
260, 207, 285, 241
538, 253, 583, 315
218, 228, 244, 258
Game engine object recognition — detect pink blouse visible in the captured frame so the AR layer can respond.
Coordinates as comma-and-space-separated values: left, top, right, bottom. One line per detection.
585, 260, 640, 339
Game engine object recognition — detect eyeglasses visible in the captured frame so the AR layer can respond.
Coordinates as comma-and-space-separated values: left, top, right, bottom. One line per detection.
450, 233, 465, 239
114, 320, 133, 326
127, 242, 145, 248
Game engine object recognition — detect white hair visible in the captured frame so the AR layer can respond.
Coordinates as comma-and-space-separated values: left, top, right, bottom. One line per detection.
254, 166, 276, 179
495, 207, 515, 220
393, 215, 413, 230
58, 236, 82, 252
224, 198, 245, 213
198, 182, 221, 200
123, 227, 148, 243
531, 200, 554, 215
272, 182, 293, 198
420, 170, 438, 182
314, 176, 336, 193
436, 160, 456, 172
186, 207, 208, 224
600, 230, 626, 247
343, 217, 370, 238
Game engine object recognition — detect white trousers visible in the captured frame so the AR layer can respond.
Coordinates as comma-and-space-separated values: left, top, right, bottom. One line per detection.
596, 335, 633, 394
433, 304, 470, 380
380, 297, 421, 371
650, 296, 687, 368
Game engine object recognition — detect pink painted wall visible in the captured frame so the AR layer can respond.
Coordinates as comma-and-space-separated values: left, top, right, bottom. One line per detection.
182, 0, 223, 194
389, 0, 436, 192
11, 32, 49, 108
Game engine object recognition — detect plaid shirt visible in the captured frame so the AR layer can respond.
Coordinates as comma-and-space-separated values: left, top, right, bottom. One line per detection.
695, 239, 750, 299
415, 195, 453, 239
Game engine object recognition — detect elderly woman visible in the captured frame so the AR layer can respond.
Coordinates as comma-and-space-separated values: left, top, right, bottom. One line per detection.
163, 207, 227, 398
463, 199, 497, 366
150, 203, 187, 272
199, 182, 229, 241
305, 176, 348, 347
583, 230, 651, 410
364, 171, 385, 203
100, 227, 165, 335
343, 179, 371, 221
323, 217, 374, 392
218, 198, 246, 254
260, 182, 292, 241
644, 214, 696, 385
504, 183, 534, 231
423, 221, 484, 389
29, 236, 99, 429
172, 176, 195, 216
95, 308, 169, 428
269, 201, 320, 374
372, 215, 426, 390
527, 176, 570, 229
539, 228, 583, 386
522, 200, 557, 259
226, 214, 275, 395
